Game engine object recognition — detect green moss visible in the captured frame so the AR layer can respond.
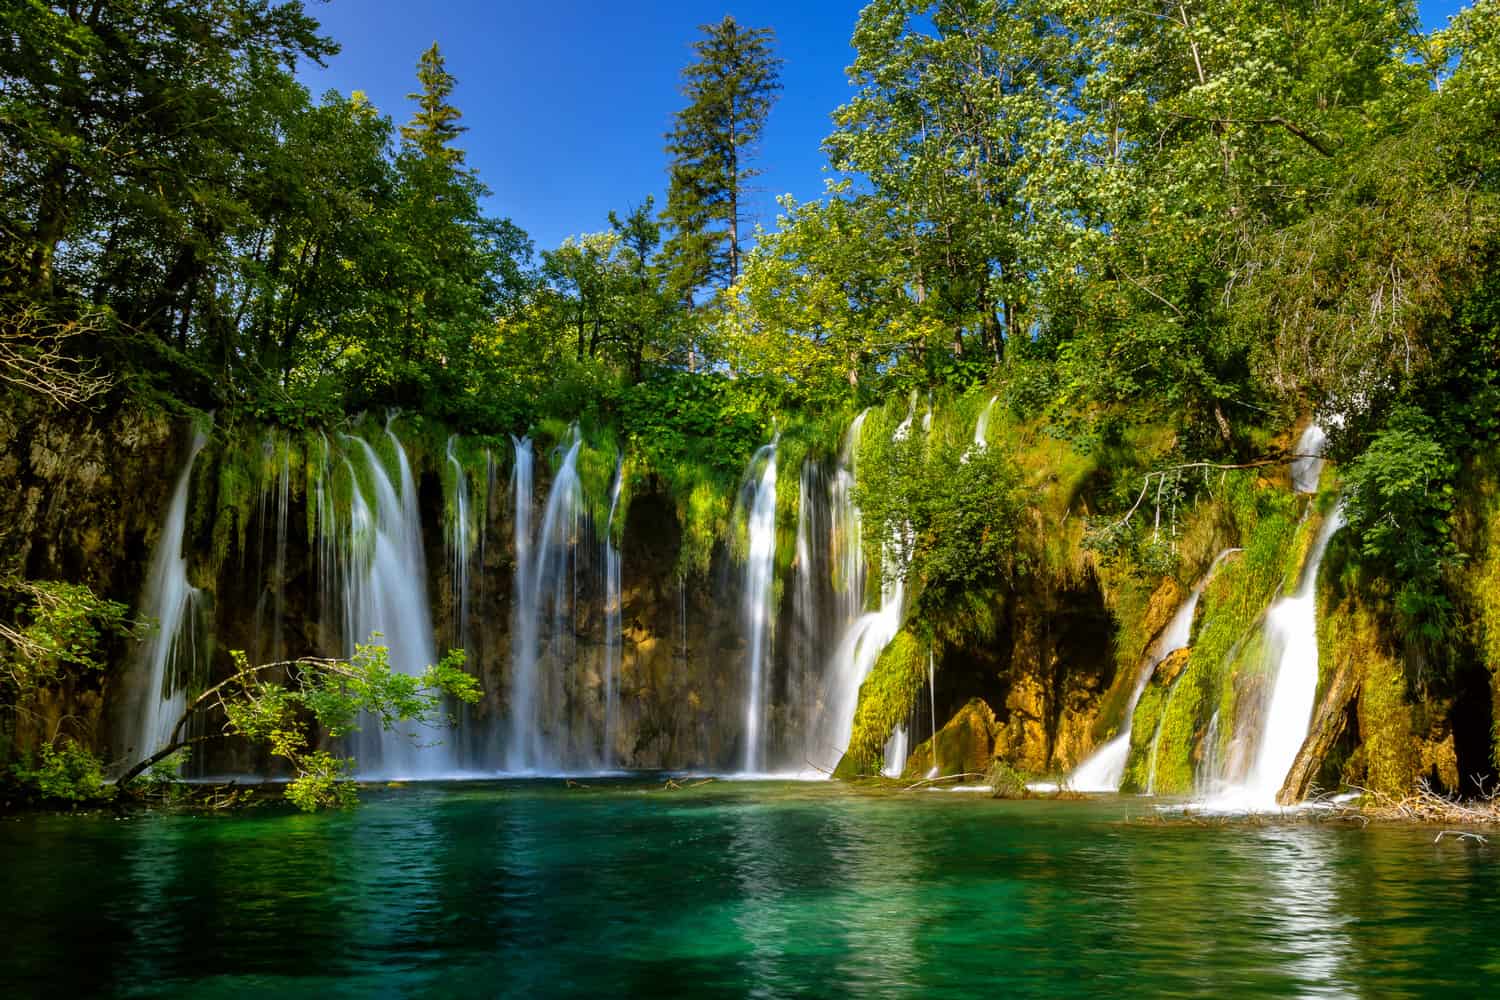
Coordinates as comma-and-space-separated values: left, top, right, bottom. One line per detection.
835, 629, 926, 778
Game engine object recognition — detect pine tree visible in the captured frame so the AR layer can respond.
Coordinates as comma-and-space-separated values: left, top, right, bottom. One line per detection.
401, 42, 467, 164
662, 16, 782, 301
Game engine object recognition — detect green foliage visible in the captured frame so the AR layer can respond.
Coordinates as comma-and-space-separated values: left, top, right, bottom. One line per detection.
0, 578, 137, 697
1343, 408, 1460, 645
123, 643, 478, 811
285, 751, 358, 812
986, 759, 1028, 799
853, 400, 1028, 635
9, 738, 112, 804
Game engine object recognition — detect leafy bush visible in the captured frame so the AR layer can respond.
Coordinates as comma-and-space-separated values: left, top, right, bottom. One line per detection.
10, 739, 113, 803
1342, 407, 1459, 645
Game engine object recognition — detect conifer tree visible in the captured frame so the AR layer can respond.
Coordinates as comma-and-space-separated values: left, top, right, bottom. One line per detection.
401, 42, 467, 165
662, 16, 782, 301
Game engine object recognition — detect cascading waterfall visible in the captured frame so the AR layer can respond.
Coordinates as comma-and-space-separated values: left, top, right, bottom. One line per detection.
1068, 548, 1237, 793
831, 410, 868, 626
1214, 502, 1345, 809
808, 411, 913, 775
601, 456, 624, 767
882, 726, 908, 778
127, 427, 209, 763
791, 411, 874, 773
343, 426, 447, 777
1203, 423, 1338, 809
1290, 423, 1328, 494
739, 440, 778, 773
508, 426, 585, 771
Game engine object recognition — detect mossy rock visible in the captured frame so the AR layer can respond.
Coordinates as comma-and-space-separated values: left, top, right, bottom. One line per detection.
833, 629, 927, 779
902, 698, 999, 780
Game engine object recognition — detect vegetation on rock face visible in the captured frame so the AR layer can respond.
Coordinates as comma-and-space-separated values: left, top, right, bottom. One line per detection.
3, 1, 1500, 803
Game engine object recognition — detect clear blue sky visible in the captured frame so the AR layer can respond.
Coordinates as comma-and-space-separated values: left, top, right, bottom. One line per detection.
298, 0, 1472, 255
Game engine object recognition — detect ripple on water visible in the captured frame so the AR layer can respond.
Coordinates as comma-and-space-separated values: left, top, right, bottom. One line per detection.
0, 783, 1495, 998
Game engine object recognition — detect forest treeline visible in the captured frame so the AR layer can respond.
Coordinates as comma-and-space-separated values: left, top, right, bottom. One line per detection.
5, 3, 1492, 435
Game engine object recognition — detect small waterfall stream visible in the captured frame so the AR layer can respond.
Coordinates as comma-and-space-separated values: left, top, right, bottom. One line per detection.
1205, 423, 1339, 809
740, 440, 778, 773
809, 408, 917, 775
508, 436, 534, 767
252, 431, 291, 666
1069, 548, 1237, 793
127, 427, 209, 762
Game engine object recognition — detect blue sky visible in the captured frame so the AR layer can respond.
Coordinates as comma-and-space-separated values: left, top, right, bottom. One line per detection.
298, 1, 1472, 254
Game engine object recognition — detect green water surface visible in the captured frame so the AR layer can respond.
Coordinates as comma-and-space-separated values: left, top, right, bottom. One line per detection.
2, 780, 1497, 997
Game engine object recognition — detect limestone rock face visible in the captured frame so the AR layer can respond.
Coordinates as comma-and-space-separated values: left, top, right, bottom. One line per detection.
0, 400, 179, 756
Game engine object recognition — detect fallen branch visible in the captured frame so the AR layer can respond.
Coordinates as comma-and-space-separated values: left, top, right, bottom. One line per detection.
903, 771, 986, 791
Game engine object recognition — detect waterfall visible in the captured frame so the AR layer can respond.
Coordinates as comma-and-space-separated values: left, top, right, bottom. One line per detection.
508, 435, 534, 768
831, 410, 868, 626
973, 395, 998, 450
806, 408, 918, 775
445, 435, 471, 655
311, 432, 342, 655
1290, 423, 1327, 494
1068, 548, 1237, 793
343, 426, 446, 778
925, 650, 939, 779
1192, 424, 1339, 809
126, 427, 208, 763
507, 426, 585, 772
739, 440, 778, 773
1215, 502, 1346, 809
882, 725, 908, 778
892, 392, 917, 441
602, 455, 624, 767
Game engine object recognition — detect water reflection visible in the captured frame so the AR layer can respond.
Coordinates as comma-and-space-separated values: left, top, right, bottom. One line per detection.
1, 786, 1498, 998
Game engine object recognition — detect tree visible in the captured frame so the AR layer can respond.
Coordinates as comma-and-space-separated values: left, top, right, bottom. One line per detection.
825, 0, 1078, 364
349, 43, 532, 410
607, 197, 686, 380
401, 42, 468, 165
662, 16, 783, 301
116, 643, 479, 811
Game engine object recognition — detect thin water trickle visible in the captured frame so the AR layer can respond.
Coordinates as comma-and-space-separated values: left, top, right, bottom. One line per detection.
602, 455, 624, 767
445, 435, 472, 655
1211, 503, 1346, 810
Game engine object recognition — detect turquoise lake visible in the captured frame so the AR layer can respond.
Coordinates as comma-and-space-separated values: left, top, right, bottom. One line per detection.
2, 780, 1497, 997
